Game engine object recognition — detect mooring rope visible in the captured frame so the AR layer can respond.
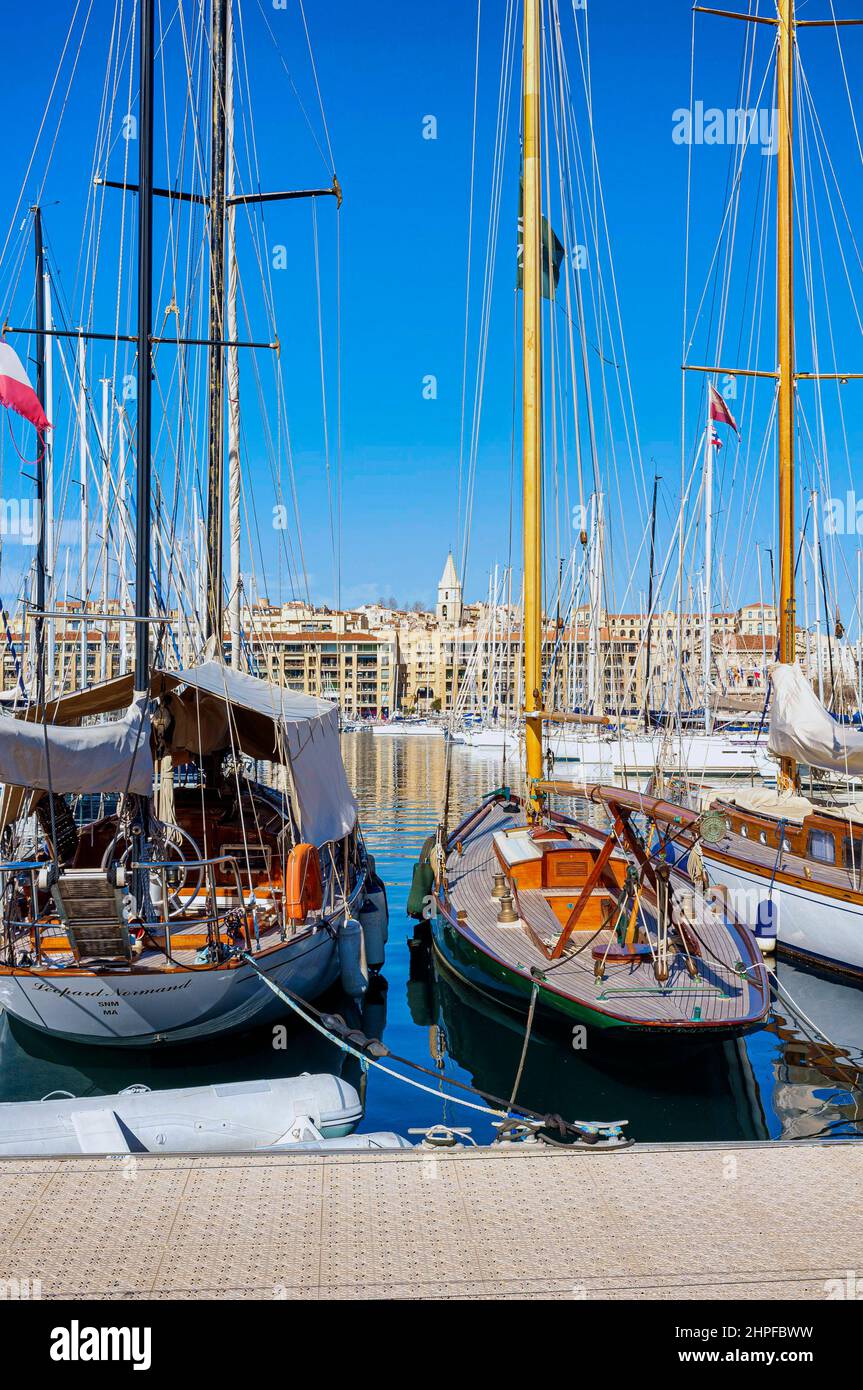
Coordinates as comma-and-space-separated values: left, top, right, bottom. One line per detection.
241, 952, 625, 1143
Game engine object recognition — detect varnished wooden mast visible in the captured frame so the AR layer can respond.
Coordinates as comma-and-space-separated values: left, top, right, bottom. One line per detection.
777, 0, 796, 786
523, 0, 543, 816
206, 0, 228, 649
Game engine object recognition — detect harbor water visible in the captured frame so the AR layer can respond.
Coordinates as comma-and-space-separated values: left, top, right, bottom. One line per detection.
0, 733, 860, 1146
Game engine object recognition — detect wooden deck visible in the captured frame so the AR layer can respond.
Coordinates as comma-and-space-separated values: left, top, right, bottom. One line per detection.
444, 804, 768, 1028
0, 1139, 858, 1299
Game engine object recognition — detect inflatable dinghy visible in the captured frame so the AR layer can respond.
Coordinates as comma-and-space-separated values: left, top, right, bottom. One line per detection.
0, 1074, 370, 1156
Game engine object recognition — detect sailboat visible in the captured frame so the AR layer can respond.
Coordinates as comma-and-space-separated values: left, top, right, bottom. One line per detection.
429, 0, 769, 1036
665, 0, 863, 979
0, 0, 387, 1046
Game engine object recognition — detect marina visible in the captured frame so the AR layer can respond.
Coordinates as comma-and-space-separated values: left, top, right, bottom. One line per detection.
0, 0, 861, 1328
0, 1138, 859, 1301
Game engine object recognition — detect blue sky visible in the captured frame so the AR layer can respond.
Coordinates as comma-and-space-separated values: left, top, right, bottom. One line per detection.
1, 0, 863, 630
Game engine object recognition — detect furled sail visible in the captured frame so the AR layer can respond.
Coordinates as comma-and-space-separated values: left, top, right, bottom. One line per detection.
768, 662, 863, 775
0, 693, 152, 795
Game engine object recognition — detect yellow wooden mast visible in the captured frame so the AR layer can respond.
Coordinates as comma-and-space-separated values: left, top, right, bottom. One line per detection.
523, 0, 544, 817
777, 0, 797, 788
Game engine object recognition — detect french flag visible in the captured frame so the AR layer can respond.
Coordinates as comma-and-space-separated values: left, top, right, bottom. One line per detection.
0, 341, 50, 433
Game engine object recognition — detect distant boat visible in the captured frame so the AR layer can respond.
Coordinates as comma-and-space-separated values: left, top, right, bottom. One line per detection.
371, 715, 444, 737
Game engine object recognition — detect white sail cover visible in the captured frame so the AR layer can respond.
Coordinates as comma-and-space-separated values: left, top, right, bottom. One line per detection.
163, 662, 357, 846
769, 662, 863, 775
0, 693, 152, 795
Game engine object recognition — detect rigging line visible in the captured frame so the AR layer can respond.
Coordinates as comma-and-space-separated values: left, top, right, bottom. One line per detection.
456, 0, 482, 578
252, 0, 332, 175
794, 74, 857, 660
296, 0, 336, 174
233, 0, 312, 602
459, 0, 517, 584
562, 0, 647, 527
0, 0, 88, 276
681, 44, 777, 363
459, 0, 518, 592
311, 200, 338, 607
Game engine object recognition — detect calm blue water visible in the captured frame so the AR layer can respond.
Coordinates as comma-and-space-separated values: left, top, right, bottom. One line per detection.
0, 733, 861, 1145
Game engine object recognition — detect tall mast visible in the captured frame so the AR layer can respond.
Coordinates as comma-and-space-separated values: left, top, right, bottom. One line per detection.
78, 336, 89, 685
777, 0, 796, 784
703, 401, 713, 732
206, 0, 228, 650
43, 266, 55, 690
135, 0, 154, 687
226, 0, 242, 670
522, 0, 543, 816
32, 206, 46, 705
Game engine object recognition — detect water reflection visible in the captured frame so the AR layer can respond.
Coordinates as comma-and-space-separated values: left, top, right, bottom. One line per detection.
0, 733, 860, 1147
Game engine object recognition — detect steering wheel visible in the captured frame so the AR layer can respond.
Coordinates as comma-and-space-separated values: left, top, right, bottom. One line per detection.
100, 823, 206, 919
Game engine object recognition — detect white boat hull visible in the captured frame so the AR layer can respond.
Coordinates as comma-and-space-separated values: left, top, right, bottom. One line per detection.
371, 722, 444, 737
703, 853, 863, 976
462, 727, 773, 780
0, 928, 340, 1047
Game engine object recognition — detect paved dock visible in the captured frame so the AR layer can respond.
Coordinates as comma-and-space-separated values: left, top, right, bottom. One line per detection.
1, 1140, 860, 1300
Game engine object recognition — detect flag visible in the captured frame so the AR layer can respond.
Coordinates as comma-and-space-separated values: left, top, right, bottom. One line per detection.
709, 425, 723, 451
517, 184, 565, 300
0, 342, 49, 432
708, 382, 740, 436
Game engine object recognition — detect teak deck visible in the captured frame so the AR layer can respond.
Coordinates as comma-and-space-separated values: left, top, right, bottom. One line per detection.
439, 803, 769, 1031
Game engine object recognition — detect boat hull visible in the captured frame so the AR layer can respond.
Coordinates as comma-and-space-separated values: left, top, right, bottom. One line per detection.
0, 928, 339, 1047
703, 852, 863, 978
430, 910, 764, 1038
461, 728, 773, 780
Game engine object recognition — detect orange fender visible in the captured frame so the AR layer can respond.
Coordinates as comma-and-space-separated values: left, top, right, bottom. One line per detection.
285, 843, 324, 923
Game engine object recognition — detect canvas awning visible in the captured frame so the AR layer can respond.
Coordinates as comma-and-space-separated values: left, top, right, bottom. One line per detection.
0, 692, 152, 796
158, 662, 357, 846
0, 661, 357, 847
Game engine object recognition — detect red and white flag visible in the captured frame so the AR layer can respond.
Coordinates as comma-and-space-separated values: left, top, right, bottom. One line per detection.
0, 341, 49, 432
708, 383, 740, 436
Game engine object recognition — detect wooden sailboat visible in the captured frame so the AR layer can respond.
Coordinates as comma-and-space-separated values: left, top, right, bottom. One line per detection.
670, 0, 863, 979
430, 0, 769, 1036
0, 0, 387, 1046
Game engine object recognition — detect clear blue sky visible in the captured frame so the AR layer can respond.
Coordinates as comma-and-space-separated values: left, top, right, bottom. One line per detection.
1, 0, 862, 629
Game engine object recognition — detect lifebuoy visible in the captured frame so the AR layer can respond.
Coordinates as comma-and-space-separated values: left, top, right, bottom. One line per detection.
285, 843, 324, 923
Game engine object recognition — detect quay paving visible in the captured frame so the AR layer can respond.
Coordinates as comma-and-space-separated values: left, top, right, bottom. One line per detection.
0, 1140, 860, 1300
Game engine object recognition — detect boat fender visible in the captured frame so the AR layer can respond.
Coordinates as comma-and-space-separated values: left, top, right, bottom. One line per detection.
359, 896, 388, 970
754, 897, 778, 953
285, 844, 324, 923
407, 860, 435, 920
339, 917, 369, 998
